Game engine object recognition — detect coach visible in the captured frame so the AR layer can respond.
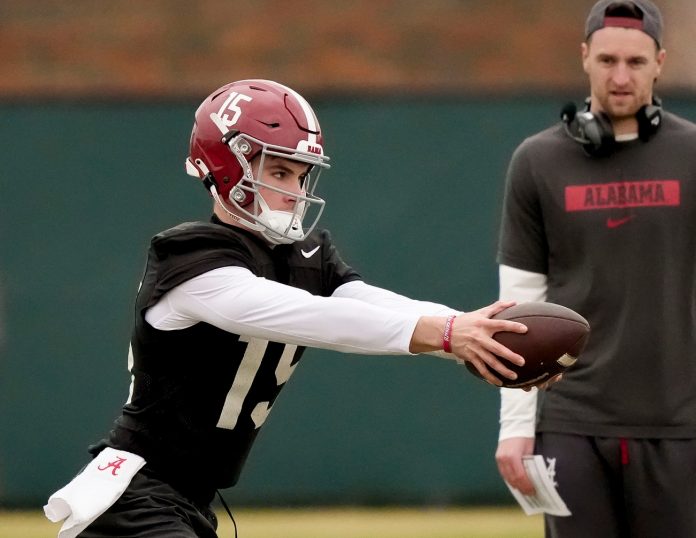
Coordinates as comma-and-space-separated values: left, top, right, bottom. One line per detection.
494, 1, 696, 537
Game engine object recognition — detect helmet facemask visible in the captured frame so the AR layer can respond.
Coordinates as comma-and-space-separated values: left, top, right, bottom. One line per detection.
212, 132, 329, 245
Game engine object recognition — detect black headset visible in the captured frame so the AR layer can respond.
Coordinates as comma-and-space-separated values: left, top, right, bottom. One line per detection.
561, 97, 662, 156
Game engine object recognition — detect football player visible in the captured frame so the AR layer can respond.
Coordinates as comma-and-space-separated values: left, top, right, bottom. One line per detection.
46, 79, 531, 538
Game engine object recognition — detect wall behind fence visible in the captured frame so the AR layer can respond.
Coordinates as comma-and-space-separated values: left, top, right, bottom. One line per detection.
2, 96, 695, 507
3, 1, 696, 97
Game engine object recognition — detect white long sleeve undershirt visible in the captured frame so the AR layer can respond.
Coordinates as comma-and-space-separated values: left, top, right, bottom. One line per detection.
498, 264, 548, 441
144, 266, 458, 357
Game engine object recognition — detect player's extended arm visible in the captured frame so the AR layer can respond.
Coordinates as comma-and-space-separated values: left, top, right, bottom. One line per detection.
333, 280, 528, 385
146, 266, 526, 382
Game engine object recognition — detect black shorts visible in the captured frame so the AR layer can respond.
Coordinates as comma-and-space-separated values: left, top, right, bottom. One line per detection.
537, 432, 696, 538
78, 469, 218, 538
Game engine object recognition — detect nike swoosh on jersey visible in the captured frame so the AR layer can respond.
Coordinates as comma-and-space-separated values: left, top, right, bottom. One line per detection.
606, 216, 634, 229
301, 245, 320, 258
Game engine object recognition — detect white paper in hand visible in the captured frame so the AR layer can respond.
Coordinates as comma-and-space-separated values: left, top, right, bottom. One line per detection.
506, 455, 571, 517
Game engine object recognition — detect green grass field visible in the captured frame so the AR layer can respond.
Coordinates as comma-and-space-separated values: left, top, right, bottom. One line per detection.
3, 506, 543, 538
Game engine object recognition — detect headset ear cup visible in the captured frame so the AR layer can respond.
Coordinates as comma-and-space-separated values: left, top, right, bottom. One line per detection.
579, 112, 615, 156
637, 104, 662, 141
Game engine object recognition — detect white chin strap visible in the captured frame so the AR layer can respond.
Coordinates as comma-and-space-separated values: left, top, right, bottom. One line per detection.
255, 197, 306, 245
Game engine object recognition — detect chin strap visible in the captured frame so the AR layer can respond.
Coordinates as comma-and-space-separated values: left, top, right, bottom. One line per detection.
255, 196, 306, 245
187, 157, 264, 232
208, 182, 265, 232
187, 156, 310, 244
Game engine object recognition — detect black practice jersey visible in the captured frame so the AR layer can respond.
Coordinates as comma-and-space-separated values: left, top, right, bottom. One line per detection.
90, 218, 361, 503
498, 111, 696, 438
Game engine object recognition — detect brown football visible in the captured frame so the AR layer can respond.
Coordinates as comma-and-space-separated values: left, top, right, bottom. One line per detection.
465, 302, 590, 389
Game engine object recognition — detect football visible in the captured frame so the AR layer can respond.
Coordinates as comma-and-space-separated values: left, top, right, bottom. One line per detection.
465, 302, 590, 389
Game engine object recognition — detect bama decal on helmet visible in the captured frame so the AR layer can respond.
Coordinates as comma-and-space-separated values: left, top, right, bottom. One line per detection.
297, 140, 324, 155
211, 91, 253, 134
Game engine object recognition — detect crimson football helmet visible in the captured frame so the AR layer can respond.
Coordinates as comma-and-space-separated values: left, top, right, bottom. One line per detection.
186, 79, 330, 244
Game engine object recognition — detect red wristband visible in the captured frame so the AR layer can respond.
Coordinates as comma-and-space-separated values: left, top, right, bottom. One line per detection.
443, 314, 456, 353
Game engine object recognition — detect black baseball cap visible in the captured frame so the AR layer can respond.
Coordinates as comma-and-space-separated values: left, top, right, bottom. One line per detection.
585, 0, 663, 47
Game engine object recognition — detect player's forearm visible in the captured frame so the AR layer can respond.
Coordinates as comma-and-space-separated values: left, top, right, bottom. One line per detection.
335, 281, 461, 359
409, 316, 446, 353
334, 280, 458, 316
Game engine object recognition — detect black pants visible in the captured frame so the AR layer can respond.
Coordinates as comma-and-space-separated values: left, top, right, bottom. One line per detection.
537, 432, 696, 538
78, 470, 218, 538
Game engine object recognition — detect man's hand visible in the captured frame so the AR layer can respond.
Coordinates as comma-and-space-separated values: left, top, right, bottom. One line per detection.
450, 301, 528, 385
410, 301, 528, 386
495, 436, 535, 495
